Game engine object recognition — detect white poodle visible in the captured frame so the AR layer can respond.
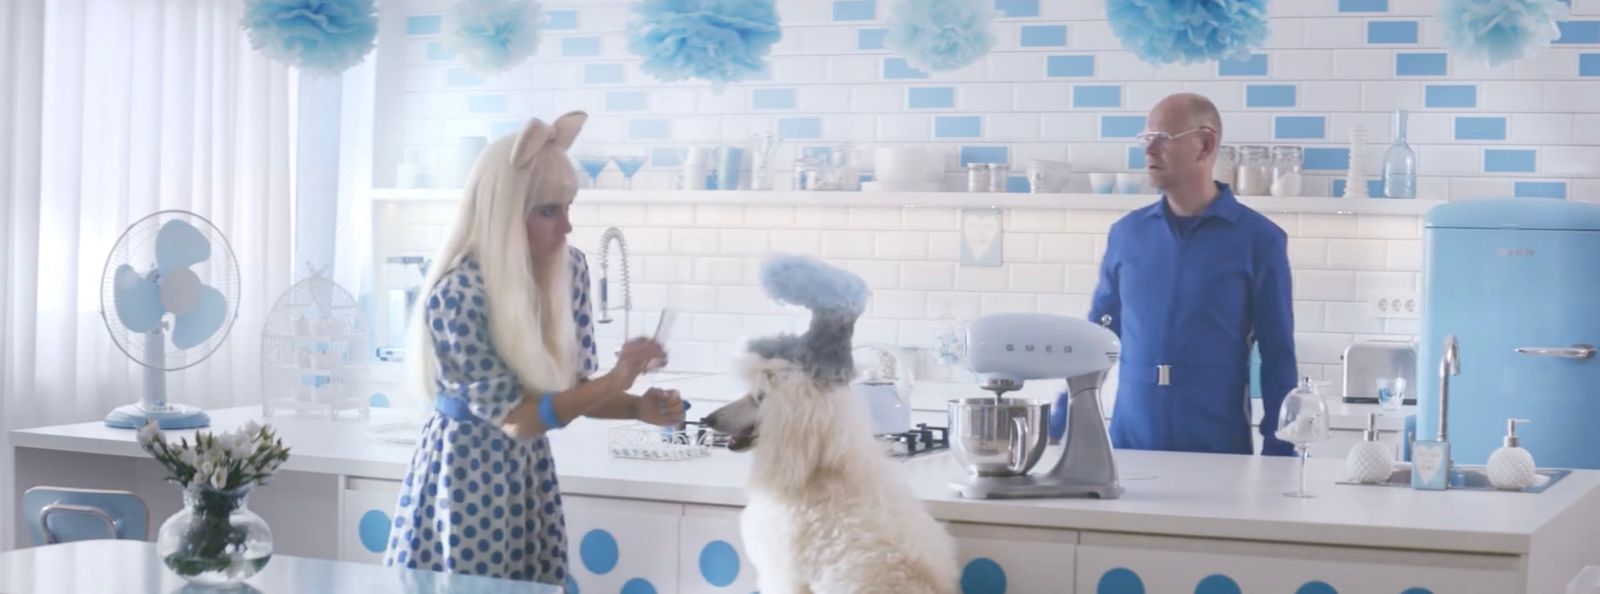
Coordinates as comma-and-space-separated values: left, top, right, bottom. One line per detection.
704, 255, 959, 594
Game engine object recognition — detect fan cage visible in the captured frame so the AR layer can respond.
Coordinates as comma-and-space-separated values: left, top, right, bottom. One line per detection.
99, 210, 241, 371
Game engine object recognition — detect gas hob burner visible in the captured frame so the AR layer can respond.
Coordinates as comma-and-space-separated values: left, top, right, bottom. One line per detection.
877, 424, 949, 459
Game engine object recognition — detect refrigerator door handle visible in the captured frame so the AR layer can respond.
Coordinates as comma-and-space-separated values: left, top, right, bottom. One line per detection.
1514, 344, 1596, 360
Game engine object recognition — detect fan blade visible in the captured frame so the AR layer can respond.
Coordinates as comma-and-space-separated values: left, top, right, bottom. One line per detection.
156, 219, 212, 274
172, 285, 227, 349
113, 264, 164, 333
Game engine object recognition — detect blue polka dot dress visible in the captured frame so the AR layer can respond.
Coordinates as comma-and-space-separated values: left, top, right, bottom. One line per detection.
385, 246, 599, 584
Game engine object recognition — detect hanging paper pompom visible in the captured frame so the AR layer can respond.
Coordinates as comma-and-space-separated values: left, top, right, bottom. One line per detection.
885, 0, 998, 72
1440, 0, 1568, 67
446, 0, 545, 74
240, 0, 379, 74
625, 0, 782, 87
1105, 0, 1270, 66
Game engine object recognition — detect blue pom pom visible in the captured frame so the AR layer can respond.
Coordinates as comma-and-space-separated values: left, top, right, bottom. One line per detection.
447, 0, 545, 74
625, 0, 782, 88
240, 0, 379, 74
1105, 0, 1269, 66
1440, 0, 1568, 67
885, 0, 998, 72
758, 255, 869, 316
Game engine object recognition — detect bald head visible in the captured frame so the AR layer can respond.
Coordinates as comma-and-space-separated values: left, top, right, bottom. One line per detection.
1153, 93, 1222, 141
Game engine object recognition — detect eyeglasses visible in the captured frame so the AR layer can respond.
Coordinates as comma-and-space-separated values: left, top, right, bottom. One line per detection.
1134, 127, 1215, 148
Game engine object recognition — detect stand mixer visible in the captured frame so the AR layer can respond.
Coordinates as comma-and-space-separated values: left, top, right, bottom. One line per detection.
948, 313, 1123, 499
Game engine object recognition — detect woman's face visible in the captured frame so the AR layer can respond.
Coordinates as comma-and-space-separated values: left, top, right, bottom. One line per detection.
525, 199, 573, 259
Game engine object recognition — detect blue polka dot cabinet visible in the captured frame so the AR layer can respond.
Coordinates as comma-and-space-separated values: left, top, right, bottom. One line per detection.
1073, 534, 1520, 593
564, 496, 683, 593
675, 506, 759, 593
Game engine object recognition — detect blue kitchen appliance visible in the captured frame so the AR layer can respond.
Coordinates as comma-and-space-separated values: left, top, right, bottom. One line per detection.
1417, 199, 1600, 469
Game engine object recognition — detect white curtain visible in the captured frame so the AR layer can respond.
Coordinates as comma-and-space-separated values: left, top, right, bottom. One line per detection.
2, 0, 295, 550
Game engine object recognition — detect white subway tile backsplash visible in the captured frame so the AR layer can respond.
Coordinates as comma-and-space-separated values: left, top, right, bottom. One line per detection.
1356, 215, 1420, 240
693, 258, 746, 285
670, 228, 720, 254
1064, 265, 1100, 295
988, 53, 1047, 81
845, 260, 902, 288
1065, 210, 1125, 234
1361, 81, 1424, 112
1096, 52, 1161, 82
1294, 269, 1358, 300
851, 86, 904, 112
669, 284, 719, 310
855, 318, 901, 344
1326, 238, 1388, 269
928, 232, 962, 261
872, 290, 929, 319
927, 291, 983, 319
987, 114, 1044, 141
821, 230, 875, 258
643, 256, 692, 283
1040, 114, 1100, 142
799, 87, 852, 112
1293, 301, 1325, 334
961, 84, 1016, 111
1295, 332, 1354, 365
718, 229, 771, 256
795, 206, 851, 228
1324, 301, 1383, 334
1543, 147, 1600, 176
1299, 214, 1359, 238
1001, 233, 1040, 262
874, 231, 930, 259
1286, 238, 1328, 268
1510, 114, 1576, 145
769, 229, 822, 254
1037, 234, 1097, 264
647, 204, 695, 226
878, 115, 934, 141
1386, 240, 1422, 271
775, 56, 830, 84
901, 262, 955, 290
1447, 177, 1514, 201
1574, 180, 1600, 204
955, 266, 1010, 292
692, 313, 748, 342
1356, 270, 1419, 295
1014, 83, 1074, 111
897, 319, 936, 347
982, 292, 1038, 315
1009, 263, 1066, 293
902, 207, 958, 230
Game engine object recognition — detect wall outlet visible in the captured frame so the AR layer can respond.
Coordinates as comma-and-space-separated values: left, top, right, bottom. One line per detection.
1367, 292, 1421, 320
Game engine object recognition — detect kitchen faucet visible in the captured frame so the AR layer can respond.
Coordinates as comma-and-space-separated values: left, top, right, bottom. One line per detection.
596, 227, 631, 336
1438, 334, 1459, 441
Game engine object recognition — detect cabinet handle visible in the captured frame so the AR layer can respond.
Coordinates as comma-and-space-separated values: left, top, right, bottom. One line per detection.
1514, 344, 1596, 360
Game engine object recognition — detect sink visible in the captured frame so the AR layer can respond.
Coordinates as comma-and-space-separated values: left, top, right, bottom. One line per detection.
1338, 464, 1570, 494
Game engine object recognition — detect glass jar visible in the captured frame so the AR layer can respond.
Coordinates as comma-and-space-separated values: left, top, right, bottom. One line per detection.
157, 485, 274, 586
1271, 146, 1304, 197
986, 163, 1010, 193
1235, 145, 1271, 196
966, 163, 990, 193
1213, 145, 1238, 187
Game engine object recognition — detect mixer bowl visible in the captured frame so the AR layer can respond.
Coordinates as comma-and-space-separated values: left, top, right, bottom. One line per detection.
948, 398, 1050, 477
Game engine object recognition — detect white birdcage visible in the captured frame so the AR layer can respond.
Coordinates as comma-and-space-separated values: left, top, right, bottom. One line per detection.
261, 268, 370, 419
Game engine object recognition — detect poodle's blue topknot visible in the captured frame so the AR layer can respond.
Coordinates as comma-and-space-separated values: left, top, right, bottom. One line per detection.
759, 255, 869, 315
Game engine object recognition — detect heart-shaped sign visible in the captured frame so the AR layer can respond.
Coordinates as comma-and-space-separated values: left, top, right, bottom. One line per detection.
962, 210, 1001, 263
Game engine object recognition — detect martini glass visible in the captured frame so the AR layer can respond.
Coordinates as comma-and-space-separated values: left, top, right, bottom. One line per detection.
576, 155, 609, 189
612, 155, 647, 189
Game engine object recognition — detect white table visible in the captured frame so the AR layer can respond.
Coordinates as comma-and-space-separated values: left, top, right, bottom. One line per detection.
0, 539, 562, 593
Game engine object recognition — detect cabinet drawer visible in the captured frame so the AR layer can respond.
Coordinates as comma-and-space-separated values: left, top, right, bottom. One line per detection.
677, 504, 759, 593
339, 477, 403, 565
948, 522, 1078, 594
566, 495, 684, 594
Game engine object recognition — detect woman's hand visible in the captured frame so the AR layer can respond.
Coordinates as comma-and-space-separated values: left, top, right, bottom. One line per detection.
637, 388, 685, 427
605, 338, 667, 391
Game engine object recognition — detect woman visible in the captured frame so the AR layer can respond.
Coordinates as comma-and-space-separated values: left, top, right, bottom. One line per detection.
385, 111, 684, 585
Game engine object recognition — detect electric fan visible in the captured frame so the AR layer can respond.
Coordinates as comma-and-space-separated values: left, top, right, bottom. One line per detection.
99, 210, 240, 429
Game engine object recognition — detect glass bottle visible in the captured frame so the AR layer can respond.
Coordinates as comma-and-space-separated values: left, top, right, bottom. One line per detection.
1235, 145, 1271, 196
1382, 109, 1417, 199
1270, 146, 1304, 197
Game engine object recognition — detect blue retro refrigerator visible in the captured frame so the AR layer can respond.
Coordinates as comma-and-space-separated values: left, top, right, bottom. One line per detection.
1417, 199, 1600, 469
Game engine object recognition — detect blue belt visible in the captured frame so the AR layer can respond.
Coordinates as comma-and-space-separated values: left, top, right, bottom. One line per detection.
435, 394, 478, 423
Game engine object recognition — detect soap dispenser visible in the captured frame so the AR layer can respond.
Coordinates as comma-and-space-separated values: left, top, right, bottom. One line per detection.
1487, 419, 1538, 490
1346, 413, 1395, 483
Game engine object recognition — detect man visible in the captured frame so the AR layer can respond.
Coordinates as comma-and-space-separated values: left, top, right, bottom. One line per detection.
1082, 93, 1296, 456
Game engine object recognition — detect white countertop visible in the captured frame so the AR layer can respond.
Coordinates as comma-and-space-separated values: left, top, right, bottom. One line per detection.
13, 397, 1588, 558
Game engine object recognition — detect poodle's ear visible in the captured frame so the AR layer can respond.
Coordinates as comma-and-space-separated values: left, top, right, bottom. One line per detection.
510, 117, 555, 170
549, 111, 588, 152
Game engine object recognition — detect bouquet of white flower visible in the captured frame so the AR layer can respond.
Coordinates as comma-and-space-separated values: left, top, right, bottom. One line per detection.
138, 420, 291, 582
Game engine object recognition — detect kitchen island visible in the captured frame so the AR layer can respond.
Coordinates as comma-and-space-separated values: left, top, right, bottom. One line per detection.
12, 385, 1596, 594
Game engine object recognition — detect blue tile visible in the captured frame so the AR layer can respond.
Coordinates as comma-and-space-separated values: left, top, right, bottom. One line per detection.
1339, 0, 1388, 11
562, 37, 601, 57
1454, 116, 1507, 141
777, 117, 822, 139
1514, 181, 1567, 199
406, 15, 442, 35
1396, 53, 1448, 76
606, 91, 647, 111
935, 116, 982, 138
427, 42, 456, 61
446, 69, 484, 87
1020, 25, 1068, 47
1127, 147, 1147, 170
547, 10, 578, 30
1583, 54, 1600, 76
1245, 85, 1297, 107
908, 87, 956, 109
1556, 21, 1600, 44
1304, 148, 1351, 171
959, 146, 1008, 165
468, 94, 507, 114
883, 58, 929, 79
1101, 116, 1146, 138
1046, 55, 1095, 77
1073, 85, 1121, 108
1006, 175, 1030, 193
650, 147, 683, 168
1484, 149, 1536, 173
629, 119, 670, 140
584, 64, 625, 84
1275, 116, 1327, 139
490, 120, 521, 138
1333, 179, 1387, 197
833, 0, 875, 21
859, 28, 889, 50
1368, 21, 1419, 44
1425, 84, 1477, 108
995, 0, 1040, 17
1218, 54, 1269, 76
752, 89, 797, 109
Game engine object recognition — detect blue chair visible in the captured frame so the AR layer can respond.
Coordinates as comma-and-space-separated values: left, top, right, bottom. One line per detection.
21, 487, 148, 545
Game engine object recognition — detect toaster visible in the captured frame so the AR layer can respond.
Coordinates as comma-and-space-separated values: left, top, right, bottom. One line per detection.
1342, 341, 1418, 404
